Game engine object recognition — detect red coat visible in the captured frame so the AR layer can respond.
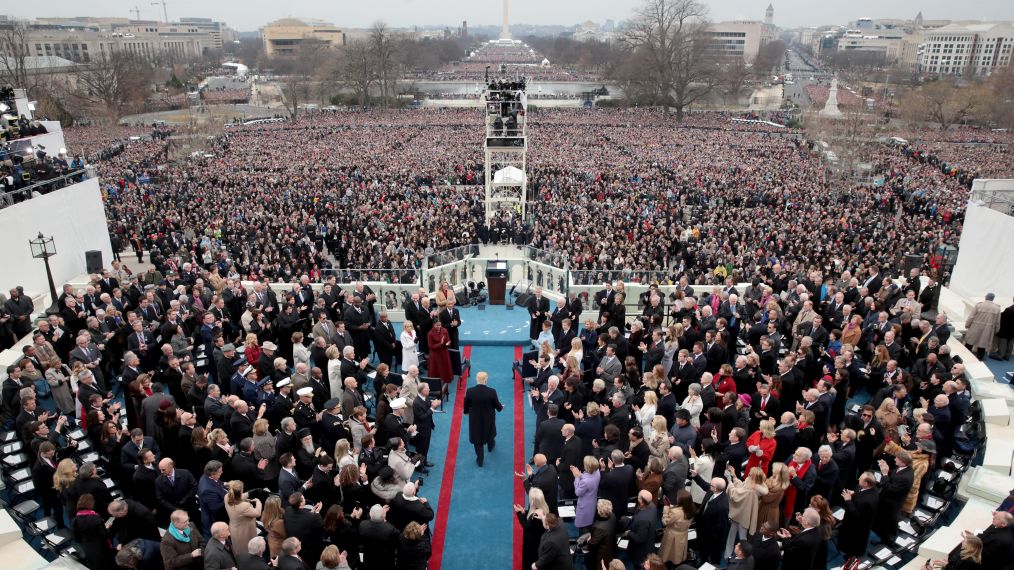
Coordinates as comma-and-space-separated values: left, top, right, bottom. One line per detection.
744, 431, 776, 475
427, 327, 453, 382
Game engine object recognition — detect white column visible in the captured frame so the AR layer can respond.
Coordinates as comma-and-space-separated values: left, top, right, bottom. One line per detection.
501, 0, 511, 39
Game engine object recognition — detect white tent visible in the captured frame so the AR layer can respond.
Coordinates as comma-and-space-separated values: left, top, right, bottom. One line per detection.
493, 165, 526, 185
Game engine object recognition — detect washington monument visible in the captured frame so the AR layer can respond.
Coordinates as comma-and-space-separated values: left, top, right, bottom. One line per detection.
500, 0, 511, 39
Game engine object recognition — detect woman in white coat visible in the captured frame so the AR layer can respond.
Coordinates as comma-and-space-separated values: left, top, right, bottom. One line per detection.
401, 321, 419, 372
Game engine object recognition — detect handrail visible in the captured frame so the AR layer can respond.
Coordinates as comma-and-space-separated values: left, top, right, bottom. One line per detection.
0, 169, 90, 209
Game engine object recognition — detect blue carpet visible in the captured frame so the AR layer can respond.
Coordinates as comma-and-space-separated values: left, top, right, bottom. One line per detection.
985, 355, 1014, 384
440, 346, 520, 569
456, 305, 532, 345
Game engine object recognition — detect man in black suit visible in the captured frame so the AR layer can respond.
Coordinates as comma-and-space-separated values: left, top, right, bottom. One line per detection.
837, 473, 880, 560
463, 371, 503, 466
872, 452, 914, 545
278, 453, 308, 505
690, 470, 730, 565
534, 514, 571, 569
974, 511, 1014, 569
132, 449, 161, 521
107, 498, 160, 545
750, 383, 780, 433
283, 493, 324, 564
598, 449, 635, 519
204, 522, 238, 570
533, 404, 565, 464
438, 298, 462, 349
801, 315, 829, 350
811, 445, 840, 501
412, 382, 438, 467
239, 537, 272, 570
32, 442, 64, 527
519, 454, 559, 514
121, 428, 160, 480
557, 424, 583, 500
554, 318, 577, 361
155, 458, 198, 521
343, 296, 372, 361
531, 375, 564, 427
778, 508, 822, 568
358, 504, 399, 569
625, 490, 658, 566
641, 330, 665, 371
528, 287, 551, 340
372, 312, 397, 367
749, 523, 783, 570
389, 481, 434, 530
67, 462, 114, 521
704, 331, 727, 374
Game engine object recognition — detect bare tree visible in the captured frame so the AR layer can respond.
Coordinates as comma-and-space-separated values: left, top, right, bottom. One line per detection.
618, 0, 717, 120
369, 22, 400, 105
0, 19, 40, 97
718, 58, 751, 103
73, 51, 153, 120
276, 40, 331, 118
902, 79, 976, 130
339, 39, 378, 107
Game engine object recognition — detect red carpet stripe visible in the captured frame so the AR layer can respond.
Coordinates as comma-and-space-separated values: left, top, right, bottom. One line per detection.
430, 345, 472, 570
512, 345, 526, 570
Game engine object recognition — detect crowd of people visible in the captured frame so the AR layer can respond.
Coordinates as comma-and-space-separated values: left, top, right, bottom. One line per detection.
515, 273, 1014, 569
1, 265, 486, 569
2, 95, 1013, 570
57, 106, 990, 291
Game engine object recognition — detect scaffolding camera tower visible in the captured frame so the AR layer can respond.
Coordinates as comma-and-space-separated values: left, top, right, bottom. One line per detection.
483, 70, 528, 222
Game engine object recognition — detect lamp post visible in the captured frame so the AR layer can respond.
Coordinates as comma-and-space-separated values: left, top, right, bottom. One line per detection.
29, 232, 59, 314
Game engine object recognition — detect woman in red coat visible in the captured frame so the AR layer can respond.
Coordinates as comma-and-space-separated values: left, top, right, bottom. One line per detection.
745, 419, 777, 475
427, 320, 454, 387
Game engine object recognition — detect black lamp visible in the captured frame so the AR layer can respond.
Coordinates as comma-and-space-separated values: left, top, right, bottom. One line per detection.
29, 232, 59, 314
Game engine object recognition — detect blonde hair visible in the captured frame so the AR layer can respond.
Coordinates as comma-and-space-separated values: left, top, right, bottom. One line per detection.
760, 418, 776, 438
403, 321, 414, 332
319, 546, 342, 569
208, 428, 227, 446
226, 480, 245, 505
583, 455, 600, 473
325, 346, 340, 360
651, 415, 667, 435
53, 459, 77, 492
335, 439, 352, 461
768, 462, 792, 491
528, 487, 550, 519
567, 355, 580, 370
596, 499, 613, 518
245, 333, 258, 347
253, 418, 269, 436
643, 390, 658, 407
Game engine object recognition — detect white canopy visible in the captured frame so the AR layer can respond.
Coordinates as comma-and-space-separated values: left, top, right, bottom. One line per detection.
493, 165, 526, 185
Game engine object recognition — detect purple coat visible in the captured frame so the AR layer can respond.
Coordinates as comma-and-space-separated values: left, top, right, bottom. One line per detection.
574, 469, 601, 527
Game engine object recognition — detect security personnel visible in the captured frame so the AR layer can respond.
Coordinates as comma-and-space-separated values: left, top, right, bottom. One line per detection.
267, 378, 294, 432
317, 398, 350, 457
293, 387, 320, 432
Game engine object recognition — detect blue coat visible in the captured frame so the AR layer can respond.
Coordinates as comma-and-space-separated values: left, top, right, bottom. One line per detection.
574, 469, 601, 528
197, 475, 227, 534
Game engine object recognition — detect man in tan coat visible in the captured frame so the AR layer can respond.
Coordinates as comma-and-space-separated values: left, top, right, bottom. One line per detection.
965, 293, 1002, 359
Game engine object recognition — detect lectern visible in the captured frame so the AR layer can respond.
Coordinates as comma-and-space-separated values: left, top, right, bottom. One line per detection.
486, 260, 509, 305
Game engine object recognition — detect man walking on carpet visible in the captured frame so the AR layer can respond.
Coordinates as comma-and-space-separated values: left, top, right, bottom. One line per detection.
464, 371, 504, 467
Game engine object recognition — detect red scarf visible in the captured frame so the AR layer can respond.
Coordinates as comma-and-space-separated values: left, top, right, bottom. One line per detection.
783, 459, 812, 519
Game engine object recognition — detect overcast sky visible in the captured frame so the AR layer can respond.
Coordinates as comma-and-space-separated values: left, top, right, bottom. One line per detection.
7, 0, 1013, 32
